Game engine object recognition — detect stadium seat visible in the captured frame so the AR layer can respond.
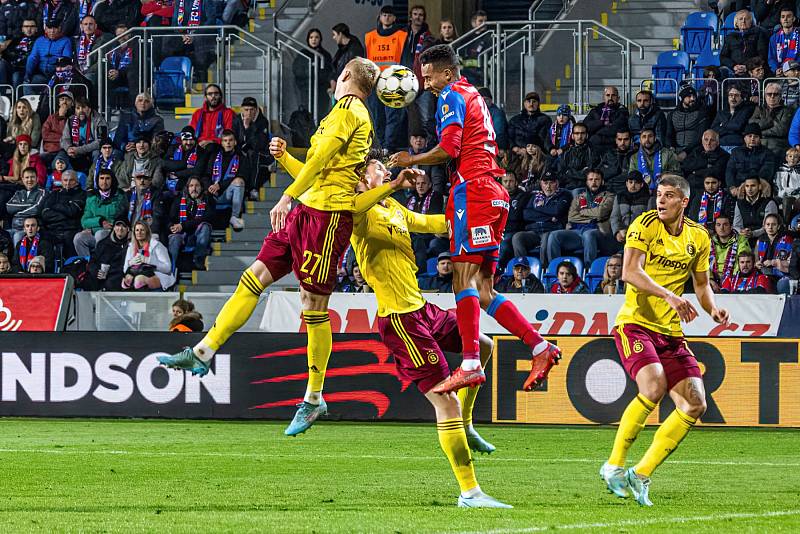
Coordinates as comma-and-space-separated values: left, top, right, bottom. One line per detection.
154, 56, 192, 109
542, 256, 583, 288
504, 256, 542, 280
681, 12, 717, 57
426, 257, 438, 275
720, 10, 756, 43
0, 95, 10, 121
585, 256, 610, 293
692, 48, 721, 79
20, 93, 40, 111
652, 50, 690, 100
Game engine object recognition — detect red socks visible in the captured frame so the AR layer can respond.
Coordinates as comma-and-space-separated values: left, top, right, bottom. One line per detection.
487, 295, 544, 349
455, 289, 481, 361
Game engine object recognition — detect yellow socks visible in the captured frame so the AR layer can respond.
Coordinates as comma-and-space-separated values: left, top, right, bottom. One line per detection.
196, 269, 264, 360
608, 394, 656, 467
436, 418, 478, 492
634, 408, 696, 477
457, 386, 480, 429
303, 311, 332, 395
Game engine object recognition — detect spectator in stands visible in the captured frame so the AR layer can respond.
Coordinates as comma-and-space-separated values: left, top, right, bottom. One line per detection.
104, 23, 136, 110
734, 176, 779, 239
94, 0, 139, 34
720, 9, 768, 77
755, 213, 793, 286
508, 92, 550, 155
781, 60, 800, 106
460, 10, 491, 87
595, 253, 624, 294
749, 82, 792, 157
682, 129, 730, 193
233, 97, 271, 199
701, 66, 722, 112
0, 18, 38, 87
720, 250, 772, 293
775, 146, 800, 218
629, 127, 680, 192
557, 122, 599, 190
405, 170, 446, 272
42, 168, 85, 251
401, 5, 436, 143
46, 151, 85, 191
117, 133, 164, 191
190, 84, 234, 148
113, 92, 165, 156
43, 57, 94, 113
549, 260, 589, 294
712, 85, 756, 152
121, 220, 175, 290
511, 170, 571, 259
331, 23, 365, 81
688, 174, 737, 230
168, 176, 214, 271
169, 304, 204, 332
13, 216, 53, 272
60, 96, 108, 173
543, 104, 573, 159
479, 88, 508, 153
25, 254, 44, 273
206, 129, 249, 230
41, 0, 78, 37
547, 169, 615, 266
6, 167, 43, 244
0, 251, 10, 274
667, 84, 710, 159
417, 251, 453, 292
584, 86, 629, 153
510, 144, 547, 192
768, 6, 800, 75
599, 128, 635, 194
0, 3, 36, 42
738, 56, 766, 104
87, 218, 129, 290
90, 138, 120, 186
495, 257, 544, 294
25, 20, 72, 88
294, 28, 334, 119
628, 90, 666, 144
610, 170, 650, 251
6, 135, 46, 186
0, 156, 17, 226
140, 0, 175, 28
435, 18, 458, 45
395, 130, 446, 194
498, 170, 530, 270
710, 214, 751, 291
40, 91, 72, 166
0, 226, 10, 256
755, 0, 793, 32
163, 127, 208, 194
127, 172, 164, 233
74, 15, 108, 86
725, 123, 776, 194
5, 98, 40, 152
338, 264, 372, 293
365, 6, 407, 152
169, 0, 215, 83
74, 168, 127, 256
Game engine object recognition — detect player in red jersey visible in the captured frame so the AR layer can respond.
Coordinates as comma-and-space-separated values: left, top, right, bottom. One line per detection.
389, 44, 560, 394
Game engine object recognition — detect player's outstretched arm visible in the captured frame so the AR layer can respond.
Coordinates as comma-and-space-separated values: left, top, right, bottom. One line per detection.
622, 247, 699, 323
403, 208, 447, 235
352, 169, 421, 214
388, 145, 451, 168
269, 137, 303, 179
692, 269, 731, 325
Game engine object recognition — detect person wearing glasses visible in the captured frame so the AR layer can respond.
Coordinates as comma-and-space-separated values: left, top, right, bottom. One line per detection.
0, 18, 38, 88
188, 83, 234, 149
749, 81, 793, 157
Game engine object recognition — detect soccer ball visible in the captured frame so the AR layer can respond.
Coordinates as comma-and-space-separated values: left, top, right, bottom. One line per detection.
376, 65, 419, 108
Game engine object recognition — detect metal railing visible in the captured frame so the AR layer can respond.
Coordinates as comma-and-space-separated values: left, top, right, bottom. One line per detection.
274, 27, 323, 124
529, 0, 572, 21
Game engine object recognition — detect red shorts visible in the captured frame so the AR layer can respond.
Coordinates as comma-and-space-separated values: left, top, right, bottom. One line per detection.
613, 323, 702, 390
256, 203, 353, 295
376, 302, 462, 394
446, 176, 509, 268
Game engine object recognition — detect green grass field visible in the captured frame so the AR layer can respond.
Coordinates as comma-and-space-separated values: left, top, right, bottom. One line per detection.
0, 419, 798, 533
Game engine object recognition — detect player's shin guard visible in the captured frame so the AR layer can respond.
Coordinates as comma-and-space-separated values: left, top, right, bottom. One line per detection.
303, 311, 332, 395
609, 394, 657, 467
455, 289, 481, 368
437, 417, 478, 492
196, 268, 264, 360
486, 294, 544, 349
634, 408, 696, 477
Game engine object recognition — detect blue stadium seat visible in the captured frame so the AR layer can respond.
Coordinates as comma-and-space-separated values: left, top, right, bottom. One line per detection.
652, 51, 691, 100
681, 12, 718, 57
720, 10, 756, 43
542, 256, 583, 288
692, 48, 721, 78
585, 256, 610, 293
505, 256, 542, 280
154, 56, 192, 108
426, 257, 438, 275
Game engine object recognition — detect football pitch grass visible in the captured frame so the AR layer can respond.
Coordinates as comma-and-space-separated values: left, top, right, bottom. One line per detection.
0, 419, 798, 533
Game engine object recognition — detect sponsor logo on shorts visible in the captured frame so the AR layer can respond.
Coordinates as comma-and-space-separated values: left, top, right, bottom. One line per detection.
650, 253, 689, 270
491, 199, 510, 210
686, 243, 696, 256
426, 351, 439, 364
471, 225, 491, 245
632, 340, 644, 353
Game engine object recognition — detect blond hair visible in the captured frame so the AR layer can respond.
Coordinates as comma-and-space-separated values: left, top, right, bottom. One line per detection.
347, 57, 380, 95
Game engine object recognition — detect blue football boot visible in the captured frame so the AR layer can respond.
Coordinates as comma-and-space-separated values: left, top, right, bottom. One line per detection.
626, 467, 654, 506
600, 462, 630, 498
284, 399, 328, 436
465, 426, 496, 455
457, 491, 513, 508
157, 347, 210, 377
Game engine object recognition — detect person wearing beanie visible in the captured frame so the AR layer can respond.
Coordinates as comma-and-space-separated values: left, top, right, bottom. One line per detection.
89, 137, 121, 186
86, 218, 131, 291
543, 104, 575, 158
726, 122, 777, 194
628, 90, 666, 145
6, 133, 47, 186
610, 170, 653, 253
666, 83, 711, 158
508, 91, 550, 156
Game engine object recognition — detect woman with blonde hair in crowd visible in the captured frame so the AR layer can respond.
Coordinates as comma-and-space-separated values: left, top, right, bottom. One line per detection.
5, 98, 41, 149
436, 18, 458, 44
6, 135, 47, 186
122, 221, 175, 291
511, 144, 548, 192
595, 254, 625, 294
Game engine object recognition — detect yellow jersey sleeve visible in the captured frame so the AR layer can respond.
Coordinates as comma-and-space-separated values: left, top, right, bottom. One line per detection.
277, 151, 304, 179
403, 209, 447, 235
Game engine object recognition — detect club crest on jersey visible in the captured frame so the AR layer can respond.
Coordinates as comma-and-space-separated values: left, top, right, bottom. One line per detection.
632, 340, 644, 353
427, 351, 439, 364
686, 243, 696, 256
471, 225, 491, 245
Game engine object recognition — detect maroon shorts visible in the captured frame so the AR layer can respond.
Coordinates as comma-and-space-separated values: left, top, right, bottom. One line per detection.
256, 203, 353, 295
376, 302, 462, 394
446, 176, 508, 270
613, 323, 702, 390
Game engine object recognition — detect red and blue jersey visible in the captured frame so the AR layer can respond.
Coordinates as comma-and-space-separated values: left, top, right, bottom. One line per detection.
435, 77, 504, 185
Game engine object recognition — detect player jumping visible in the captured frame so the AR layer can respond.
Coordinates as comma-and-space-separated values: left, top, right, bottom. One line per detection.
158, 58, 381, 436
600, 175, 730, 506
274, 142, 511, 508
389, 44, 559, 394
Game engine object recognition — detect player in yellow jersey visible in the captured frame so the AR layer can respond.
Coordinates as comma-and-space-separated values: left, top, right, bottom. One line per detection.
273, 143, 511, 507
600, 175, 730, 506
158, 58, 382, 436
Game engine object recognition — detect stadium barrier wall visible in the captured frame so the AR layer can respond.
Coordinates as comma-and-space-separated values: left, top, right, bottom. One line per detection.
0, 333, 798, 427
0, 276, 73, 331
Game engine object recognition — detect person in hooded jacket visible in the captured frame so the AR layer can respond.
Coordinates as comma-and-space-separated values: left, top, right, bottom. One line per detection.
725, 123, 777, 194
666, 84, 711, 157
74, 167, 127, 255
88, 218, 130, 290
40, 168, 85, 256
508, 91, 552, 153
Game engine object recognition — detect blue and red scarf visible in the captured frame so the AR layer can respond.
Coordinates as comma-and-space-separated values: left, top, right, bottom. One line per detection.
12, 37, 32, 68
731, 271, 760, 292
77, 33, 98, 72
698, 191, 723, 225
194, 109, 224, 140
177, 0, 202, 27
107, 47, 133, 71
710, 233, 739, 282
70, 114, 92, 145
173, 146, 198, 168
93, 156, 115, 181
18, 234, 39, 272
637, 148, 662, 191
550, 278, 582, 294
179, 195, 206, 222
78, 0, 93, 21
129, 188, 153, 222
549, 121, 572, 150
211, 151, 239, 184
43, 0, 63, 25
775, 28, 800, 68
757, 234, 793, 262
